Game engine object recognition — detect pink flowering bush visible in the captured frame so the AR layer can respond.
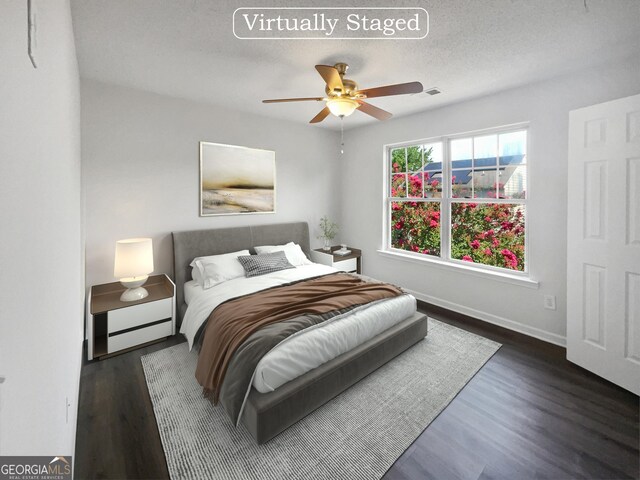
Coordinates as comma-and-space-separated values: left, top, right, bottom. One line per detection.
408, 173, 423, 197
400, 171, 442, 198
391, 201, 525, 271
391, 175, 406, 197
450, 203, 525, 270
391, 201, 441, 256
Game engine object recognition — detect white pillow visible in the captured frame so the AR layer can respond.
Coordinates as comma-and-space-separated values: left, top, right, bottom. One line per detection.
189, 249, 250, 289
254, 242, 312, 266
191, 267, 204, 286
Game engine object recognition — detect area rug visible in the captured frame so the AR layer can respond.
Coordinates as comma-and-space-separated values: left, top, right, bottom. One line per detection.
141, 318, 500, 480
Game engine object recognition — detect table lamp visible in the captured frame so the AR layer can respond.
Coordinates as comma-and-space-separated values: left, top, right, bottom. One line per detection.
114, 238, 154, 301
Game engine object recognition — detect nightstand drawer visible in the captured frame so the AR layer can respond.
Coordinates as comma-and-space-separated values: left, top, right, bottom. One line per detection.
334, 257, 357, 272
108, 320, 172, 353
108, 297, 172, 334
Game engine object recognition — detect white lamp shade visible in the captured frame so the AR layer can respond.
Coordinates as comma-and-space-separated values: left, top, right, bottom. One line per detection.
327, 98, 358, 117
114, 238, 154, 279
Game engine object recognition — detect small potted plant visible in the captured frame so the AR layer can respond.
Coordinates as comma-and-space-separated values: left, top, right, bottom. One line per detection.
318, 215, 338, 251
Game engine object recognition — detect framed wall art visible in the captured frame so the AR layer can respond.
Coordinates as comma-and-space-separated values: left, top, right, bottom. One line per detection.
200, 142, 276, 216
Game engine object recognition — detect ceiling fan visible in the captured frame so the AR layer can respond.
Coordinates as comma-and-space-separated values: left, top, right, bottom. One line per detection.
262, 62, 424, 124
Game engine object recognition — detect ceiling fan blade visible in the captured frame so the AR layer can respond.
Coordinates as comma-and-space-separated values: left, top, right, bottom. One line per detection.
263, 97, 324, 103
357, 81, 423, 99
357, 101, 393, 121
315, 65, 344, 93
309, 106, 331, 124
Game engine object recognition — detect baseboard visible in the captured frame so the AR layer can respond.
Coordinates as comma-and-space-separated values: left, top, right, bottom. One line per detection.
405, 288, 566, 347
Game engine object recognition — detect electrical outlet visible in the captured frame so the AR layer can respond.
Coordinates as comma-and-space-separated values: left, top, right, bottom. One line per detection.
544, 295, 556, 310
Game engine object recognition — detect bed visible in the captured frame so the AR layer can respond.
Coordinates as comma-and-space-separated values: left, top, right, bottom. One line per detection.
172, 221, 428, 444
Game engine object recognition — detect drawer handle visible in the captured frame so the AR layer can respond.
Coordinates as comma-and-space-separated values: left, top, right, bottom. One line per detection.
109, 318, 171, 337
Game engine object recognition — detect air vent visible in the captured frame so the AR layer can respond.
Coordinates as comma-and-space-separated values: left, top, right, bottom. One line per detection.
424, 87, 441, 96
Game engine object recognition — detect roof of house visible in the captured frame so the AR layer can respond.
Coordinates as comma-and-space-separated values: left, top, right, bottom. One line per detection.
423, 155, 525, 184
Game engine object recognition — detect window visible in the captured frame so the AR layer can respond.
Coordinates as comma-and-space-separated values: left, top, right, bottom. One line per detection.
386, 126, 528, 273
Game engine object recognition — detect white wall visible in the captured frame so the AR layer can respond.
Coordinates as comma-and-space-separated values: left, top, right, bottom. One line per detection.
81, 80, 341, 289
339, 55, 640, 345
0, 0, 82, 456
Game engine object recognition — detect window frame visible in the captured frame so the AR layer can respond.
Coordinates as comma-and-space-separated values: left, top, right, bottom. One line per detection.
382, 123, 532, 281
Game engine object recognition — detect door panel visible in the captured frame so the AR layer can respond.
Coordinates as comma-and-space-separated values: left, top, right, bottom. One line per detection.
628, 157, 640, 245
625, 272, 640, 363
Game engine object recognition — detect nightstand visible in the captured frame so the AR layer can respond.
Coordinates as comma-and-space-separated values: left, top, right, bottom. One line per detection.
311, 246, 362, 274
87, 274, 175, 360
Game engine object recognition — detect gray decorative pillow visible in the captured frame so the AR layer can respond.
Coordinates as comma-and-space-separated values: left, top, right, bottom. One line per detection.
237, 251, 295, 277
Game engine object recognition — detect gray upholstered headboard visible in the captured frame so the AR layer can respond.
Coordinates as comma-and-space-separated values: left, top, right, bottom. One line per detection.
172, 222, 311, 326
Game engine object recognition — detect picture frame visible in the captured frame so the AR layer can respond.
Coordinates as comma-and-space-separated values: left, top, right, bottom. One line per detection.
199, 142, 276, 216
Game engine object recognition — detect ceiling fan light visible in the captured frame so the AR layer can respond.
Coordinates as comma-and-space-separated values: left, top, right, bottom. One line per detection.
327, 98, 358, 117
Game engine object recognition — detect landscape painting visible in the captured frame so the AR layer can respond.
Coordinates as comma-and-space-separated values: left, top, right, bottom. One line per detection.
200, 142, 275, 216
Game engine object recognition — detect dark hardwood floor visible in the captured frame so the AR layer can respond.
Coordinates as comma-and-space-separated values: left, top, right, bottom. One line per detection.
75, 305, 639, 480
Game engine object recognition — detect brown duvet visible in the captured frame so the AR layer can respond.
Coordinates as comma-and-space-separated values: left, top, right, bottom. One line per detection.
195, 272, 403, 403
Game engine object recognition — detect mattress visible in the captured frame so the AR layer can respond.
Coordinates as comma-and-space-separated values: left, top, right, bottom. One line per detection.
183, 280, 200, 305
181, 263, 417, 393
252, 293, 416, 392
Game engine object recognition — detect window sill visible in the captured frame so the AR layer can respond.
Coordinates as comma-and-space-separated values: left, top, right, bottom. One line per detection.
376, 249, 539, 289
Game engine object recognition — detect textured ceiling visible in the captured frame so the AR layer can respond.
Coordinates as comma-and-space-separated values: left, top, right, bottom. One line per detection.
70, 0, 640, 130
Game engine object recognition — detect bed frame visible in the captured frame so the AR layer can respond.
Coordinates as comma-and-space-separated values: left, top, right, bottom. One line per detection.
172, 221, 428, 444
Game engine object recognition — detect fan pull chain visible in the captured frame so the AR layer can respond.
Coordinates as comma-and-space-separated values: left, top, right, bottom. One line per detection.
340, 116, 345, 155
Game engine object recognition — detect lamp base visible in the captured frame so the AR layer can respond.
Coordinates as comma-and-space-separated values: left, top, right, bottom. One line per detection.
119, 275, 150, 302
120, 286, 149, 302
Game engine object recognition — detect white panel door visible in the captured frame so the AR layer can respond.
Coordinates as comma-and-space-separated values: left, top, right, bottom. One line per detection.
567, 93, 640, 395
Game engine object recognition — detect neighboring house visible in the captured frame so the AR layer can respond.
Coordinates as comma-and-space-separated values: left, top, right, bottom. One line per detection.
423, 154, 526, 198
